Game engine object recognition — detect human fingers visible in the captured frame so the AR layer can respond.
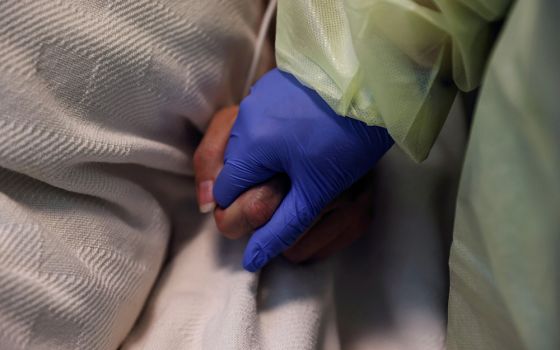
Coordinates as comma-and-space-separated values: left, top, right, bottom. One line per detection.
193, 106, 238, 213
214, 175, 289, 239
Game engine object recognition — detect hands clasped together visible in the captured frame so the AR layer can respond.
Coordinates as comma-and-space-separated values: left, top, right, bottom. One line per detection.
194, 69, 393, 271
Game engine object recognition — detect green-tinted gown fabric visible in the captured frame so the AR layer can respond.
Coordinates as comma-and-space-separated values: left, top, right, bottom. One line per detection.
447, 1, 560, 349
276, 0, 511, 161
276, 0, 559, 348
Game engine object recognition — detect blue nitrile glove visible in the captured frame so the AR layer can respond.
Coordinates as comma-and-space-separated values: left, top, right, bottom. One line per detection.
213, 69, 393, 272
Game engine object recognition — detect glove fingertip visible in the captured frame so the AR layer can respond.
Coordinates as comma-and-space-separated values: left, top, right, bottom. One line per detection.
241, 188, 316, 272
242, 246, 268, 272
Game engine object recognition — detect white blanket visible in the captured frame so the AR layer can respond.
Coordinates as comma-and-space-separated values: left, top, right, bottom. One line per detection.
122, 101, 467, 350
0, 1, 259, 348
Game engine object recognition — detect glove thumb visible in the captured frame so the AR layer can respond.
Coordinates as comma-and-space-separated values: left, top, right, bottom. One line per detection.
214, 159, 275, 208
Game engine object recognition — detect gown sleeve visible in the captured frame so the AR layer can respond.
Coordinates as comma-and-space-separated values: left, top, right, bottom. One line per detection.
275, 0, 512, 161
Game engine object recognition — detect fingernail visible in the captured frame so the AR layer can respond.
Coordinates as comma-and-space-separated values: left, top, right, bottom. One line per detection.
198, 180, 215, 213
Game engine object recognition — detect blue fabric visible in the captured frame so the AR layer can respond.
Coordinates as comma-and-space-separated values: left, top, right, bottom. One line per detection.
214, 69, 394, 271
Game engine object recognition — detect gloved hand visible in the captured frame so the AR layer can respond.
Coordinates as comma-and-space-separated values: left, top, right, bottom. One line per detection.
195, 106, 380, 265
213, 68, 394, 272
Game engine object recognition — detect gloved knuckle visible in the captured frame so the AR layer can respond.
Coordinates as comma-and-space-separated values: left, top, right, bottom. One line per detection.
284, 215, 309, 241
301, 201, 319, 226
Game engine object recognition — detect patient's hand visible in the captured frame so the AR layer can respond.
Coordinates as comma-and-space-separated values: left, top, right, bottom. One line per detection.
194, 106, 376, 264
